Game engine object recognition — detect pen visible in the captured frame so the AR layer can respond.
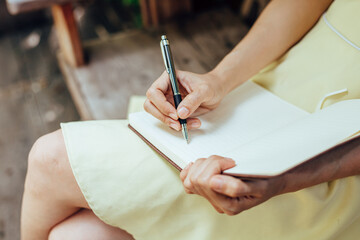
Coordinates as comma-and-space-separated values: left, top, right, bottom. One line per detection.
160, 35, 189, 143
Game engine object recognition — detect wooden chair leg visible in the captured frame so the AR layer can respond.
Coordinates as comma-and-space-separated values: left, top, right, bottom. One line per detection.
140, 0, 160, 27
140, 0, 151, 28
140, 0, 192, 28
149, 0, 160, 26
51, 3, 84, 67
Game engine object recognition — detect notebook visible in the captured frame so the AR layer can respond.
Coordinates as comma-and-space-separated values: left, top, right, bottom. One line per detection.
128, 81, 360, 178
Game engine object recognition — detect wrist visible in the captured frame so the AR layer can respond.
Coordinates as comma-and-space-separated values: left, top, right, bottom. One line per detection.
206, 68, 236, 98
208, 48, 258, 95
204, 71, 228, 100
278, 144, 349, 195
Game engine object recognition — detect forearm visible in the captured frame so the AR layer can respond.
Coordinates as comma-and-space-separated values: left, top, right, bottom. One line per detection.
211, 0, 333, 95
280, 137, 360, 194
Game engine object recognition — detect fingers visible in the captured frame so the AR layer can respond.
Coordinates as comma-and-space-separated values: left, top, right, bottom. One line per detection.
180, 156, 273, 216
180, 157, 236, 212
189, 156, 235, 193
144, 99, 202, 131
146, 80, 178, 121
182, 156, 235, 194
185, 158, 228, 213
144, 99, 181, 131
182, 160, 202, 194
180, 162, 192, 183
152, 70, 172, 92
179, 156, 256, 215
210, 175, 252, 198
186, 118, 202, 130
177, 89, 208, 119
190, 107, 211, 117
146, 71, 203, 130
176, 71, 212, 119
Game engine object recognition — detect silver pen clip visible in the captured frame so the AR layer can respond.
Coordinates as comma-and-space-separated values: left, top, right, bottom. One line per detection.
160, 36, 170, 73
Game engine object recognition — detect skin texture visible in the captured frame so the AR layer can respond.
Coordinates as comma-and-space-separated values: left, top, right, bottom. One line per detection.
144, 70, 224, 131
48, 209, 134, 240
21, 0, 351, 239
21, 130, 133, 240
179, 156, 286, 215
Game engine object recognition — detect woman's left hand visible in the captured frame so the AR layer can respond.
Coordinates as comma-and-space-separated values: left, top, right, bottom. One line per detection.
180, 156, 286, 215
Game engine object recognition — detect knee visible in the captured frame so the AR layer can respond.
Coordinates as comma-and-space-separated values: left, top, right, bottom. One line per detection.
48, 209, 135, 240
48, 225, 66, 240
26, 129, 68, 190
28, 129, 66, 172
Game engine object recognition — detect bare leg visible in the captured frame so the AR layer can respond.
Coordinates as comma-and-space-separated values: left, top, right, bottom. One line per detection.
49, 209, 134, 240
21, 129, 133, 239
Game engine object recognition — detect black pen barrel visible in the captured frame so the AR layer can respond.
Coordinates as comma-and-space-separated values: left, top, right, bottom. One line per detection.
173, 94, 187, 124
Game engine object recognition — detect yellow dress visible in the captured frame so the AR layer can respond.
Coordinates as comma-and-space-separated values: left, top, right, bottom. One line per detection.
61, 0, 360, 239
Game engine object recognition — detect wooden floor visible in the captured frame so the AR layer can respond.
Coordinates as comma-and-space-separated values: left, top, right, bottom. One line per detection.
0, 22, 79, 240
60, 8, 248, 120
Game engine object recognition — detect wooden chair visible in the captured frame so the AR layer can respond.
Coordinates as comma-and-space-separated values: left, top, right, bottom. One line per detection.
7, 0, 84, 67
6, 0, 192, 67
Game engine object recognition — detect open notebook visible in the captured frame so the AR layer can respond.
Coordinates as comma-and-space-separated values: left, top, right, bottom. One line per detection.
129, 81, 360, 178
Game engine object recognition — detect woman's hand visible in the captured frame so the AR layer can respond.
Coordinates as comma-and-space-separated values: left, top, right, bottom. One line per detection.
180, 156, 285, 215
144, 70, 226, 131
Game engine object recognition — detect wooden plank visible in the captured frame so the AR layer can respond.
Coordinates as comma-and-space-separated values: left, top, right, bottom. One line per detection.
159, 0, 192, 20
51, 3, 84, 67
0, 35, 25, 87
0, 77, 79, 240
148, 0, 160, 26
6, 0, 76, 15
140, 0, 151, 27
140, 0, 193, 27
59, 8, 248, 120
58, 52, 93, 120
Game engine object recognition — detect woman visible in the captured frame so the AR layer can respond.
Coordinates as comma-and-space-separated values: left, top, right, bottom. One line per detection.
21, 0, 360, 239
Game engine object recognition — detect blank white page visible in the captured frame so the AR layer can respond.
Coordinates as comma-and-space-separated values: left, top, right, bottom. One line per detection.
224, 99, 360, 177
129, 81, 308, 169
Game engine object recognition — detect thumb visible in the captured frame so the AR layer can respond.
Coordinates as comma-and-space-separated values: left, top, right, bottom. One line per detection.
177, 91, 206, 119
210, 175, 251, 198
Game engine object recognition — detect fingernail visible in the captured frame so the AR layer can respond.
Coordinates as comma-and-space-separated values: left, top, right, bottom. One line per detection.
190, 121, 200, 128
170, 113, 178, 120
170, 123, 179, 130
211, 178, 224, 190
178, 107, 189, 118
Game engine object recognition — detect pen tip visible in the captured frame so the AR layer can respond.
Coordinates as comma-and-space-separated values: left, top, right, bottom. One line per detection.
181, 124, 189, 144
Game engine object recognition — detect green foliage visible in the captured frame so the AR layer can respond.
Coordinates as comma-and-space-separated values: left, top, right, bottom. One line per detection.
122, 0, 139, 7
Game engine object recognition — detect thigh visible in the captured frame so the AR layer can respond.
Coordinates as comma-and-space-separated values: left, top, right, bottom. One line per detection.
49, 209, 134, 240
21, 129, 90, 239
29, 129, 90, 208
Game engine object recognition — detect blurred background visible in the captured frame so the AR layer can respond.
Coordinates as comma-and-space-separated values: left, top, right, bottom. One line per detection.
0, 0, 267, 239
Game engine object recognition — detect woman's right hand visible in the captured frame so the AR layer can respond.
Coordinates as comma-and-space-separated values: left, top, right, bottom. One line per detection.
144, 70, 226, 131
